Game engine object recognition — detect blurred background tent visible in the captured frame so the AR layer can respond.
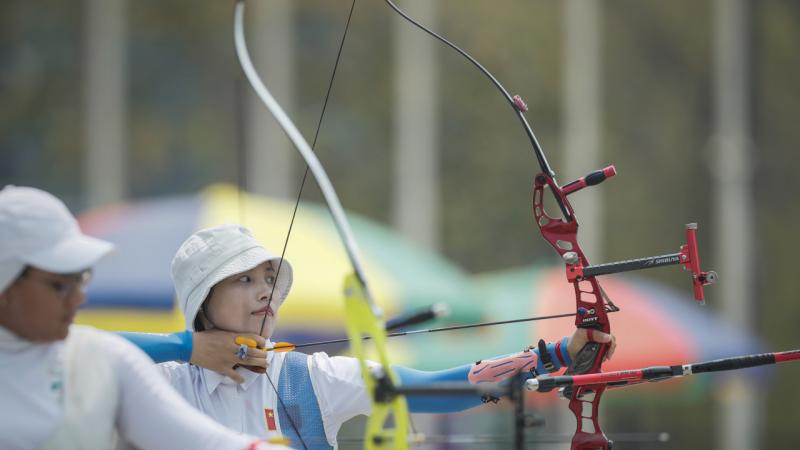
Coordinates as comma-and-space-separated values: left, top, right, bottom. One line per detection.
75, 184, 482, 354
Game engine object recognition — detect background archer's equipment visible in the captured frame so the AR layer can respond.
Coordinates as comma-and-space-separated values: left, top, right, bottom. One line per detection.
385, 303, 450, 331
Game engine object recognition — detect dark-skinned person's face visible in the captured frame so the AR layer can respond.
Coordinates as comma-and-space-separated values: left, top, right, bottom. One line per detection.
0, 267, 91, 341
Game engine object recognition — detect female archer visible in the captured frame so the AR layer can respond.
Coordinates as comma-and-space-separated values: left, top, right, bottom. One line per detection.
122, 223, 616, 449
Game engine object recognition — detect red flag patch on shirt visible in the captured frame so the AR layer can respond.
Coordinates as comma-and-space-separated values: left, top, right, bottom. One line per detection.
264, 408, 277, 431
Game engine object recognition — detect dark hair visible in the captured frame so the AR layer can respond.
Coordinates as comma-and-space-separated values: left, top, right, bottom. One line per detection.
193, 314, 206, 332
16, 265, 31, 281
192, 287, 215, 332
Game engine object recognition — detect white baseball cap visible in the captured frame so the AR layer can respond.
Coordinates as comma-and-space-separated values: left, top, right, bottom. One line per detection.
0, 186, 114, 292
170, 224, 293, 331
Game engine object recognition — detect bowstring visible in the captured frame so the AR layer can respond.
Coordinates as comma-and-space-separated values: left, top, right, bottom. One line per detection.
239, 1, 358, 448
257, 0, 357, 338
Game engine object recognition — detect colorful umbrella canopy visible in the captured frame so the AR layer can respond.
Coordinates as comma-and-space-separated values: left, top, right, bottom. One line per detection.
75, 184, 481, 346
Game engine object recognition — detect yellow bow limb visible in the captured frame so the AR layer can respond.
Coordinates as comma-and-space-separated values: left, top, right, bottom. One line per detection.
343, 274, 410, 450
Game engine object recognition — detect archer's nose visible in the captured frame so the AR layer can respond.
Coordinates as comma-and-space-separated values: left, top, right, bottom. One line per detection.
257, 282, 273, 303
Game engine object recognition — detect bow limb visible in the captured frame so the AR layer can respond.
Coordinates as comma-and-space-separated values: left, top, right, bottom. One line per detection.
233, 2, 411, 448
344, 275, 410, 450
234, 1, 366, 287
382, 2, 613, 448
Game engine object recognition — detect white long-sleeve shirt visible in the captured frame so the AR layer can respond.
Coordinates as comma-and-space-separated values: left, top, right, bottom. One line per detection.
0, 325, 291, 450
158, 350, 378, 447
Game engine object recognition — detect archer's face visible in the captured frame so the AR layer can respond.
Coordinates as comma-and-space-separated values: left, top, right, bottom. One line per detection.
0, 267, 88, 342
200, 261, 281, 339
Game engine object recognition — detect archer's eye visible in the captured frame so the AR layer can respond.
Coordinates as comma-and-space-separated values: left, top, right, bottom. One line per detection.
265, 275, 276, 285
49, 281, 68, 295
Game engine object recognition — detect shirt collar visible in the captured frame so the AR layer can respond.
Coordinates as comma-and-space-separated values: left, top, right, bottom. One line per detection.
0, 324, 36, 352
202, 366, 262, 394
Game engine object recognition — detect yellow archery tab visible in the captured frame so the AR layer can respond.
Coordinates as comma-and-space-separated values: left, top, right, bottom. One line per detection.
266, 435, 292, 446
234, 336, 260, 349
343, 274, 410, 450
236, 336, 295, 353
235, 336, 295, 353
269, 342, 296, 353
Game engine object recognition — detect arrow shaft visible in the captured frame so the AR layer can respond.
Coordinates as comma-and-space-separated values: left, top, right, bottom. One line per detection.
275, 310, 599, 351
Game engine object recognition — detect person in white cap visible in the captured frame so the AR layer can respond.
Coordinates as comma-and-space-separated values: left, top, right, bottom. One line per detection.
122, 224, 615, 450
0, 186, 294, 450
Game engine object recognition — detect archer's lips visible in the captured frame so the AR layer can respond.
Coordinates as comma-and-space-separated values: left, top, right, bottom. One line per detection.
251, 306, 274, 316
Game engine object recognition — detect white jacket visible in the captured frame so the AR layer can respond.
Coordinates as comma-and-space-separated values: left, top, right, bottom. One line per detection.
0, 325, 289, 450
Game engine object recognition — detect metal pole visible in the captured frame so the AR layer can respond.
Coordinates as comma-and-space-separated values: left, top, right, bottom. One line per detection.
392, 0, 440, 250
562, 0, 602, 261
83, 0, 127, 208
245, 0, 294, 200
712, 1, 760, 449
556, 0, 603, 440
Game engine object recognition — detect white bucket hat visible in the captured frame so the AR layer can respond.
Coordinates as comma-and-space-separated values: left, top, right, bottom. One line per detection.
170, 224, 293, 331
0, 186, 114, 292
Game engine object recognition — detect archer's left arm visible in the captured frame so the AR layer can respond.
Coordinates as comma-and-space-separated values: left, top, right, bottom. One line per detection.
397, 329, 617, 414
117, 330, 269, 384
117, 331, 194, 363
395, 337, 572, 414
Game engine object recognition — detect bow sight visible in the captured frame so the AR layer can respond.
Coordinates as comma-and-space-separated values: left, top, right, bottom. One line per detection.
532, 159, 716, 449
534, 165, 718, 306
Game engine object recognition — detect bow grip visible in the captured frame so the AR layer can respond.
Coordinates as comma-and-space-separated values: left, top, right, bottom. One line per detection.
566, 331, 608, 375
